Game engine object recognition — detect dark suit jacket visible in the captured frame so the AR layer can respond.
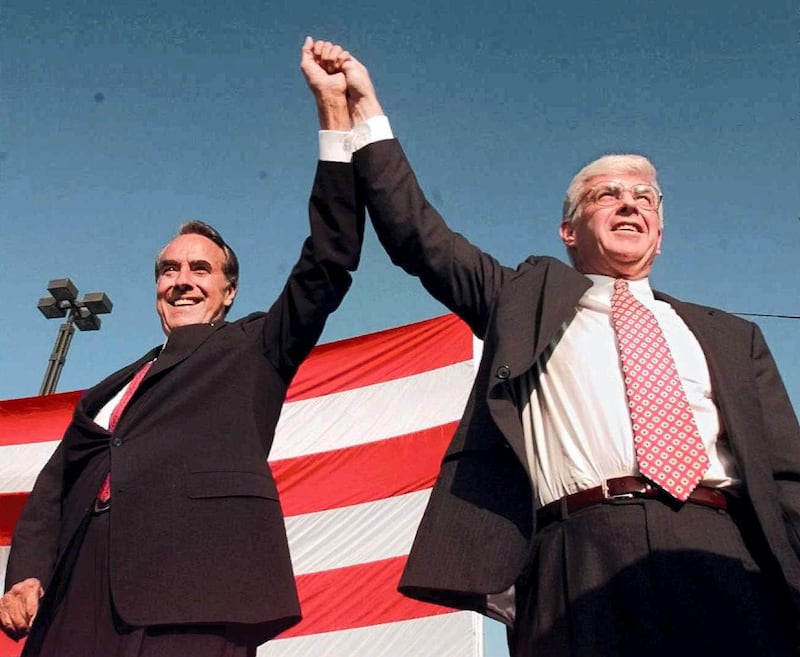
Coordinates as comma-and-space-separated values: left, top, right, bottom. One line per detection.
6, 160, 364, 641
353, 138, 800, 623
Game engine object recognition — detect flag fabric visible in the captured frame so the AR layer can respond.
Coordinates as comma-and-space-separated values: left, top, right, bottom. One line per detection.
0, 314, 482, 657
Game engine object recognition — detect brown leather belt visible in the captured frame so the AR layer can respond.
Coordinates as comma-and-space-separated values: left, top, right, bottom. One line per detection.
536, 475, 728, 530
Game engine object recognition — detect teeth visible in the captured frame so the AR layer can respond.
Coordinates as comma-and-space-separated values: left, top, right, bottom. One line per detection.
173, 299, 196, 306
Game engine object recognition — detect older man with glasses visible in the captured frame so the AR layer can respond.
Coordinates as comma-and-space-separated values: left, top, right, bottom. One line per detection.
303, 39, 800, 657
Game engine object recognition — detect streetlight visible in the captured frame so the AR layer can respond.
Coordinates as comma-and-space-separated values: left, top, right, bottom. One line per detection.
37, 278, 113, 395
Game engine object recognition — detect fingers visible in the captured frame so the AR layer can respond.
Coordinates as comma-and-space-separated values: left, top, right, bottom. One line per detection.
0, 578, 43, 639
304, 37, 351, 74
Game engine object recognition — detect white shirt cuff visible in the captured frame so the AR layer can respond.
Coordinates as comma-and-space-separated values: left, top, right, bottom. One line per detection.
319, 131, 353, 163
318, 116, 394, 162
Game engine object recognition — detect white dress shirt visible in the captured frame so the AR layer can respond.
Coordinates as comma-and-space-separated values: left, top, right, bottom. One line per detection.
516, 275, 739, 506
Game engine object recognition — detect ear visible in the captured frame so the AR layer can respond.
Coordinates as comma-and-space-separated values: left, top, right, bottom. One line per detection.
224, 286, 237, 307
560, 221, 577, 248
655, 226, 663, 255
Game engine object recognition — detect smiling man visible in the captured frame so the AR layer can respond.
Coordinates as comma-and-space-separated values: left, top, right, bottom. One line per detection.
154, 227, 239, 333
155, 223, 240, 333
305, 40, 800, 657
0, 41, 363, 657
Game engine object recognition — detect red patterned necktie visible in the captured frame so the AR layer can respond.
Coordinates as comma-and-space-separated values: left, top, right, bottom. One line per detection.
96, 361, 153, 504
611, 279, 709, 501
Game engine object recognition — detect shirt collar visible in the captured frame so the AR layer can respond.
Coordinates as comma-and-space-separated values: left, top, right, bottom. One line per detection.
582, 274, 655, 306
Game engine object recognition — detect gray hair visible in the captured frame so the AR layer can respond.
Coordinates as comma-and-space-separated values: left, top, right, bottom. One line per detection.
562, 154, 663, 226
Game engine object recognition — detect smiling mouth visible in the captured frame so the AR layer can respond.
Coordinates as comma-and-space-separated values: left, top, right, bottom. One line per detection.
171, 298, 201, 306
612, 222, 643, 233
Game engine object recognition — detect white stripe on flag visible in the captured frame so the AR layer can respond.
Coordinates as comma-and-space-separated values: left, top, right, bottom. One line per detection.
285, 491, 430, 574
260, 612, 482, 657
271, 362, 473, 460
0, 442, 59, 493
0, 546, 9, 584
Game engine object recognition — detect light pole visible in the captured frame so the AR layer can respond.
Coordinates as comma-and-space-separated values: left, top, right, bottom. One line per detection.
37, 278, 113, 395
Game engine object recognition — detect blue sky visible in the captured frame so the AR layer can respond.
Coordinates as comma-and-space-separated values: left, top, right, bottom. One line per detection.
1, 0, 798, 653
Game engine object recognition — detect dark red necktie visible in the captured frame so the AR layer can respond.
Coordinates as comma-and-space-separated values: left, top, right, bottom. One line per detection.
96, 361, 153, 504
611, 279, 709, 501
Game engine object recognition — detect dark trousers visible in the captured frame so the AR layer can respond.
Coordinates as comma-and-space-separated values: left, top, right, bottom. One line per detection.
510, 498, 798, 657
24, 510, 257, 657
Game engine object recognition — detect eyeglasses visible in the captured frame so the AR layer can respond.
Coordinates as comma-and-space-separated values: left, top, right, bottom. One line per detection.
582, 181, 663, 212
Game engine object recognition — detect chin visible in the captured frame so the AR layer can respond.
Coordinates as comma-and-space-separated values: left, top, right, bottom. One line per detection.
164, 315, 199, 331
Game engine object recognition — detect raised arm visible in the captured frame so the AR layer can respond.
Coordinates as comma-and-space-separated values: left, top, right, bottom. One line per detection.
339, 45, 512, 337
260, 39, 365, 378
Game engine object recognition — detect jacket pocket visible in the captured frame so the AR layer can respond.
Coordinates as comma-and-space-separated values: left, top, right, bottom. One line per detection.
187, 470, 279, 500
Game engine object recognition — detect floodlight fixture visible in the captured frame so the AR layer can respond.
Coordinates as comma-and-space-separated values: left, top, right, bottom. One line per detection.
80, 292, 113, 316
47, 278, 78, 303
73, 310, 102, 332
37, 296, 68, 319
38, 278, 113, 395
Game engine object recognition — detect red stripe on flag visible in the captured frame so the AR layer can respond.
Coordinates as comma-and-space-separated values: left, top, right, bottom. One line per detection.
287, 315, 470, 401
278, 557, 453, 638
0, 391, 81, 447
274, 423, 455, 515
0, 493, 27, 544
0, 632, 24, 657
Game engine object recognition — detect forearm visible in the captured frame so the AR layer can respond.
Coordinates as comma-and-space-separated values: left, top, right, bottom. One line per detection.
5, 444, 64, 590
315, 93, 351, 131
263, 161, 364, 377
353, 138, 507, 337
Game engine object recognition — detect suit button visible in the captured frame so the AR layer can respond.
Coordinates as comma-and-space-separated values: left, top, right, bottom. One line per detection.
496, 365, 511, 380
112, 437, 123, 447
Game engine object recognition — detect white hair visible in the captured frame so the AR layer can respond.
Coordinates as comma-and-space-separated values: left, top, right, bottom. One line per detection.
562, 154, 663, 226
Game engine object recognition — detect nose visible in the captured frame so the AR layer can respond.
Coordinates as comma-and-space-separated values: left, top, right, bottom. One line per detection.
617, 191, 639, 213
174, 266, 193, 288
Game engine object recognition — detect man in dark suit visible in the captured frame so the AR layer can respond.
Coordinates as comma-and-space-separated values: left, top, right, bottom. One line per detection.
306, 40, 800, 656
0, 39, 362, 656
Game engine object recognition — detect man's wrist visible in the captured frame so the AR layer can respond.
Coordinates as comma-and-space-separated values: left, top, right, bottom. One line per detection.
351, 96, 384, 124
318, 115, 394, 163
316, 96, 351, 131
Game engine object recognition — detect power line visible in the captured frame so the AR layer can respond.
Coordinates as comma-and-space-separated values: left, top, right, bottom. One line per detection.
732, 312, 800, 320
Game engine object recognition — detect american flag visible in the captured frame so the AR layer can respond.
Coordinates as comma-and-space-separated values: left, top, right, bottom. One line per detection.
1, 314, 482, 657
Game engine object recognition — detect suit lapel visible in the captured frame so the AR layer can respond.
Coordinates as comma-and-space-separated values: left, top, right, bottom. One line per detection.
656, 292, 757, 464
490, 261, 590, 380
115, 322, 226, 431
73, 348, 161, 434
72, 322, 225, 434
147, 322, 224, 380
487, 261, 590, 473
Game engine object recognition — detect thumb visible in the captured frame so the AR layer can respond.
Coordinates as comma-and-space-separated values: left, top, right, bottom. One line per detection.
300, 36, 314, 61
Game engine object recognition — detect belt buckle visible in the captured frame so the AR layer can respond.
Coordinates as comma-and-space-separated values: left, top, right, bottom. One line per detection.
601, 478, 635, 501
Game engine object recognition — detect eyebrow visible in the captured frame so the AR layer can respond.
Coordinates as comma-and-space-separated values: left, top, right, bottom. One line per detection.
156, 259, 213, 273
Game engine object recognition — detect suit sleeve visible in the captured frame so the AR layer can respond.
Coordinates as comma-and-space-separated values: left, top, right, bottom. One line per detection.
4, 443, 64, 592
353, 139, 513, 339
753, 325, 800, 549
261, 160, 365, 380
